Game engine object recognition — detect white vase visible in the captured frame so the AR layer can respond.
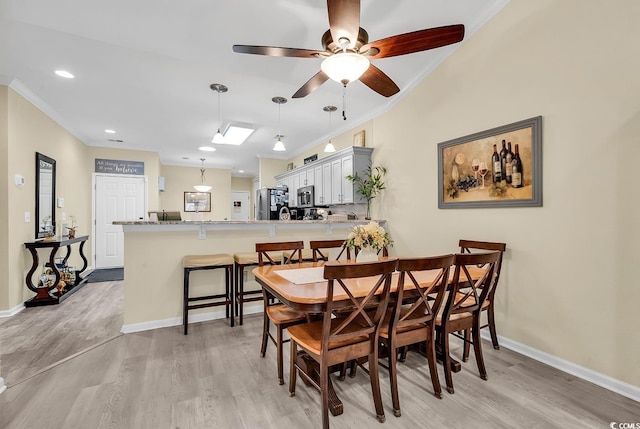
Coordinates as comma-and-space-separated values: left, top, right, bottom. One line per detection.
356, 246, 378, 263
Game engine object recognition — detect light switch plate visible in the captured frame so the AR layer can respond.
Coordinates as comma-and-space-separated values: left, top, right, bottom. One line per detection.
24, 211, 30, 223
57, 197, 64, 208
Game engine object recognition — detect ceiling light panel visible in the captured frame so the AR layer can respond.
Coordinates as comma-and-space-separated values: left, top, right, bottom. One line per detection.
215, 123, 255, 146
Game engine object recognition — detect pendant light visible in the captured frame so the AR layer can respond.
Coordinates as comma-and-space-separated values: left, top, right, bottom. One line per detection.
193, 158, 212, 192
272, 96, 287, 151
210, 83, 228, 144
323, 105, 337, 153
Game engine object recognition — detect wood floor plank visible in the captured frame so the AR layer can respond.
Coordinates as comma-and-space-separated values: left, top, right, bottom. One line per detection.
1, 280, 638, 428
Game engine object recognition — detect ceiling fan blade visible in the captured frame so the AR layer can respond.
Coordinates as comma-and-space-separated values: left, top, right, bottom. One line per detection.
359, 65, 400, 97
292, 71, 330, 98
361, 24, 465, 59
233, 45, 325, 58
327, 0, 360, 50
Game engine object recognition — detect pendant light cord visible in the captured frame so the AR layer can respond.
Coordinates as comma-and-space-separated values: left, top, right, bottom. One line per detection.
342, 84, 347, 121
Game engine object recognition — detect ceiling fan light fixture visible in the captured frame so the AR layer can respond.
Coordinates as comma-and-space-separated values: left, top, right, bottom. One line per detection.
321, 52, 370, 84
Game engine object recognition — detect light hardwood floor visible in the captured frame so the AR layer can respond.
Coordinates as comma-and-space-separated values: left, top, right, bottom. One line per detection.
0, 281, 638, 428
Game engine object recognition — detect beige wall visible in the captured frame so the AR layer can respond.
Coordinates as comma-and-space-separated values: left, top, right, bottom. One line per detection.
258, 157, 287, 188
159, 165, 231, 220
87, 147, 161, 211
5, 88, 92, 306
272, 0, 640, 388
0, 87, 9, 310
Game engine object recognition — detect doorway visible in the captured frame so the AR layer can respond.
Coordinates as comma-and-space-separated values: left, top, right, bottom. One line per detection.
93, 174, 147, 268
231, 190, 250, 221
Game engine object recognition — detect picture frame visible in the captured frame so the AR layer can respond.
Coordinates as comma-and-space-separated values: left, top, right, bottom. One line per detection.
287, 162, 294, 171
184, 192, 211, 212
353, 130, 365, 147
437, 116, 542, 209
303, 154, 318, 164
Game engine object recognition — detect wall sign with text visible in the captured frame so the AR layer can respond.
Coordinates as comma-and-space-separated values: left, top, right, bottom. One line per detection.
95, 159, 145, 175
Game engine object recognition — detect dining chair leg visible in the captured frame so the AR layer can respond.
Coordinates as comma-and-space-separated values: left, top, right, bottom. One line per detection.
426, 329, 442, 399
320, 361, 330, 429
277, 325, 284, 385
368, 349, 386, 423
472, 322, 488, 380
462, 329, 471, 362
388, 340, 401, 417
260, 311, 270, 358
442, 330, 454, 394
338, 362, 347, 381
398, 346, 408, 363
488, 304, 500, 350
289, 340, 297, 397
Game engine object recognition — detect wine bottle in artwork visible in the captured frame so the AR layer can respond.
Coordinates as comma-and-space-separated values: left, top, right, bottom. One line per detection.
505, 142, 514, 184
499, 139, 507, 182
511, 143, 524, 188
492, 144, 502, 183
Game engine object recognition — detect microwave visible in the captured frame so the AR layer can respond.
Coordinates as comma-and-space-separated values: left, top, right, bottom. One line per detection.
297, 185, 315, 208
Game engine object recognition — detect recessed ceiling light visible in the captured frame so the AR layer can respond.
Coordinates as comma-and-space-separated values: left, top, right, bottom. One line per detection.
198, 146, 216, 152
238, 170, 244, 173
182, 157, 189, 160
105, 129, 116, 134
54, 70, 75, 79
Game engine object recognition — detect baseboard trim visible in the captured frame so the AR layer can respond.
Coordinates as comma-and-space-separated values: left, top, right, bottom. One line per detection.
121, 306, 263, 334
482, 331, 640, 403
0, 303, 25, 318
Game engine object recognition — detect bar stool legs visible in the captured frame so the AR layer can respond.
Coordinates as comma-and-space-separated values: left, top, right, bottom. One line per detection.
183, 254, 234, 335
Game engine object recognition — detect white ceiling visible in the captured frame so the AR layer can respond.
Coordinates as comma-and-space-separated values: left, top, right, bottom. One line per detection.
0, 0, 508, 177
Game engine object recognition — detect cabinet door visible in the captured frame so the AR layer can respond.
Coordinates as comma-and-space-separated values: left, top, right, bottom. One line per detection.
331, 159, 343, 204
322, 162, 332, 206
314, 165, 323, 205
341, 155, 354, 204
290, 174, 300, 207
305, 168, 314, 187
298, 171, 307, 187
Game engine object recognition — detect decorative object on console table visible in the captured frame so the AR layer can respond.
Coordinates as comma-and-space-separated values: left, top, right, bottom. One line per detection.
437, 116, 542, 209
67, 215, 78, 238
346, 221, 392, 263
24, 235, 90, 307
346, 165, 387, 220
353, 130, 365, 147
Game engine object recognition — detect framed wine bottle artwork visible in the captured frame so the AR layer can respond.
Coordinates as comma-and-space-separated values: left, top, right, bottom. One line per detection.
437, 116, 542, 209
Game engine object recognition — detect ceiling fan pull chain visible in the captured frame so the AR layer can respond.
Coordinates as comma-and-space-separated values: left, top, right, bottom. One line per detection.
342, 84, 347, 121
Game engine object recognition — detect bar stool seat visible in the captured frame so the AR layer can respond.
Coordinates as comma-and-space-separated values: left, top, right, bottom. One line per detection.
283, 248, 314, 263
234, 251, 283, 325
183, 253, 234, 334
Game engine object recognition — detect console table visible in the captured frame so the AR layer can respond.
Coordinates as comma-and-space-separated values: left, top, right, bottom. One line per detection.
24, 235, 89, 307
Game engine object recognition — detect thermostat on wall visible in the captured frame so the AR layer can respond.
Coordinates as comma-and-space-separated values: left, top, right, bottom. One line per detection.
57, 197, 64, 208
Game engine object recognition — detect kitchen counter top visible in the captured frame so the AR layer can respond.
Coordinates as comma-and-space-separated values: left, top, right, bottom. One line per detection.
113, 219, 386, 239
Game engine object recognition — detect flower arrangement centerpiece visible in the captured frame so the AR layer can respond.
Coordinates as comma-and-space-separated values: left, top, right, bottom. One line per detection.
346, 221, 392, 262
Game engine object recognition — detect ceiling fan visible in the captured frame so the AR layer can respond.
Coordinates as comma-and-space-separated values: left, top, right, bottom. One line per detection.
232, 0, 465, 99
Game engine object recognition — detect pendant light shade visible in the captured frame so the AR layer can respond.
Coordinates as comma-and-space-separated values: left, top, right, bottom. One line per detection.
272, 96, 287, 151
210, 83, 228, 144
323, 105, 337, 153
194, 158, 212, 192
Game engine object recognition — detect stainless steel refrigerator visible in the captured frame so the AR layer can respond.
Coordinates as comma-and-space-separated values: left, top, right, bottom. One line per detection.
256, 187, 288, 220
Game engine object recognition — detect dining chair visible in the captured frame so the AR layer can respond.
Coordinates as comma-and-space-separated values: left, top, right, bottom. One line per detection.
378, 254, 454, 416
257, 241, 308, 385
435, 251, 500, 394
309, 239, 351, 262
458, 239, 506, 359
288, 258, 398, 429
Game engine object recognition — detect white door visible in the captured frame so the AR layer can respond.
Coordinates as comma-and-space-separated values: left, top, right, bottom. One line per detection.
95, 175, 146, 268
231, 191, 250, 221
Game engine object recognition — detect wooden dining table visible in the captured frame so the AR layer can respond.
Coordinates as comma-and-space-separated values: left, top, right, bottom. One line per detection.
253, 259, 484, 416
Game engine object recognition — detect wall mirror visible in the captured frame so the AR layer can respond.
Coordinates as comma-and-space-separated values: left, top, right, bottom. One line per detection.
35, 152, 56, 239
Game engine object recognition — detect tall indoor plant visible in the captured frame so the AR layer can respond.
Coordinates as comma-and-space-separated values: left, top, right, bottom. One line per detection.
347, 165, 387, 220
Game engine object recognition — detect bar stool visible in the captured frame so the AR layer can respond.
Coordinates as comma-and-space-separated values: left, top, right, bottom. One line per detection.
233, 250, 283, 325
183, 253, 234, 334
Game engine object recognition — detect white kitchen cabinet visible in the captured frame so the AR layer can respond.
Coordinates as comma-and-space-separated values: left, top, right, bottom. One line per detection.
331, 154, 354, 204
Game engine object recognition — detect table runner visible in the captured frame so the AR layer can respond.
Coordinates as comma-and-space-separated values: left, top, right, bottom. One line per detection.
275, 267, 325, 285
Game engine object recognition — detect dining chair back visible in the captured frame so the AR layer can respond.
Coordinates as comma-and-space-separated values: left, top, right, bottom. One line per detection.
309, 239, 350, 262
288, 258, 398, 429
436, 251, 500, 394
458, 239, 506, 356
379, 254, 454, 415
256, 241, 308, 385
